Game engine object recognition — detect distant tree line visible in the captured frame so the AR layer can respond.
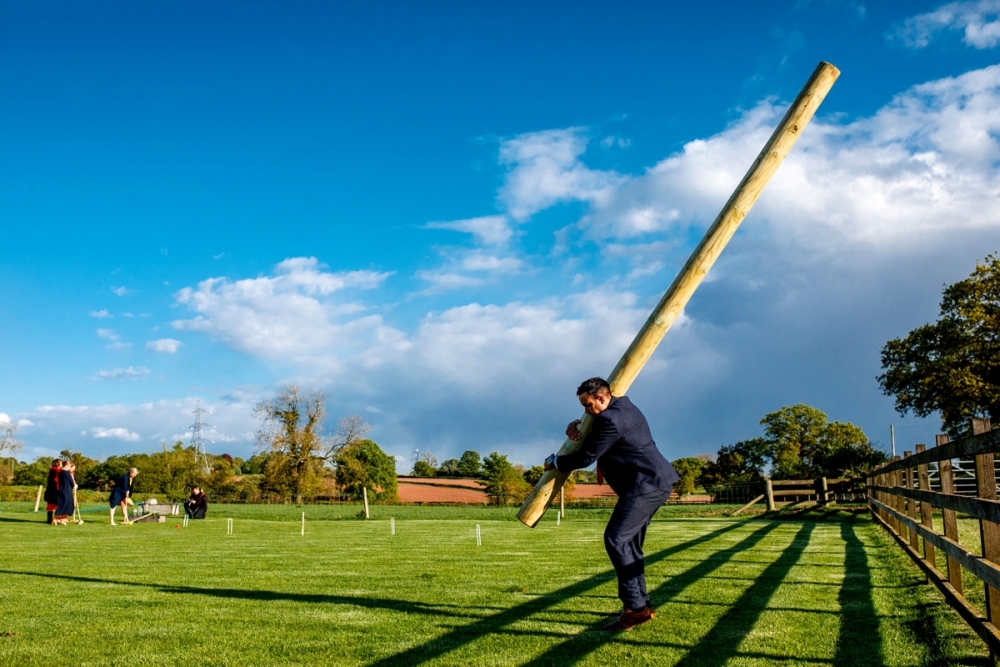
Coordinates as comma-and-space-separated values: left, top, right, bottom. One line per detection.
672, 404, 887, 495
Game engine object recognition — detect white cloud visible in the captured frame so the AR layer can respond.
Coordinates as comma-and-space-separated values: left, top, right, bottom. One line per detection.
111, 286, 131, 297
424, 215, 513, 246
147, 338, 184, 354
172, 257, 394, 363
96, 328, 119, 341
891, 0, 1000, 49
17, 419, 34, 428
0, 413, 9, 425
94, 366, 151, 380
413, 270, 485, 294
90, 309, 112, 318
569, 65, 1000, 252
498, 128, 624, 221
20, 397, 259, 458
91, 427, 141, 442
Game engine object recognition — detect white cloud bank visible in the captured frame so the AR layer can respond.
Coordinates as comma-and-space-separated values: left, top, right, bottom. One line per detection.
172, 257, 393, 365
91, 427, 141, 442
891, 0, 1000, 49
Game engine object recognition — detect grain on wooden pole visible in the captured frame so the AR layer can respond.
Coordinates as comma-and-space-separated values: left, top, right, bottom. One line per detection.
516, 61, 841, 527
904, 451, 920, 550
914, 444, 937, 569
937, 433, 964, 594
973, 417, 1000, 633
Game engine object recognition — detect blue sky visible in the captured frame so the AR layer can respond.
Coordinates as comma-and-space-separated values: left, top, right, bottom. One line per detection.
2, 0, 999, 471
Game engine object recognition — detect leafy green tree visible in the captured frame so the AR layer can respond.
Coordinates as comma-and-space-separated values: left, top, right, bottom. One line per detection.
457, 450, 481, 477
671, 457, 706, 496
84, 455, 138, 491
760, 404, 881, 479
13, 456, 52, 486
701, 439, 769, 486
334, 439, 398, 502
481, 452, 530, 505
879, 254, 1000, 436
523, 465, 545, 485
254, 386, 327, 504
412, 460, 436, 477
438, 458, 460, 476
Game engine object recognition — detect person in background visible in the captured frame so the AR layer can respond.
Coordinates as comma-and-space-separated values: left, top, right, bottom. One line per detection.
43, 459, 61, 525
109, 467, 138, 526
184, 486, 208, 519
54, 460, 75, 525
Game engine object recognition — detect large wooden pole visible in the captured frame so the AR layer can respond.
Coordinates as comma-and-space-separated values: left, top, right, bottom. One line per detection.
517, 61, 840, 528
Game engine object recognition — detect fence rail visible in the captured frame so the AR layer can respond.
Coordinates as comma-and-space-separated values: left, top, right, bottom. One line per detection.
867, 417, 1000, 657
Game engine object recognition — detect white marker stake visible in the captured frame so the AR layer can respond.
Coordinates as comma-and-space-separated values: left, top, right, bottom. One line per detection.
476, 524, 481, 547
301, 512, 305, 536
183, 515, 189, 528
390, 517, 395, 536
34, 485, 43, 513
556, 512, 560, 527
227, 518, 233, 536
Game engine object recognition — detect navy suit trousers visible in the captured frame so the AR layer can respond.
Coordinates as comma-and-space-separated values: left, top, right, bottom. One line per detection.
604, 488, 672, 611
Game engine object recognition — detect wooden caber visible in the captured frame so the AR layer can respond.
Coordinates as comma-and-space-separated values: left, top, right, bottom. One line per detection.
518, 61, 841, 527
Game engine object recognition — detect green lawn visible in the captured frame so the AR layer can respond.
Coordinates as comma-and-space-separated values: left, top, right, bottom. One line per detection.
0, 503, 989, 666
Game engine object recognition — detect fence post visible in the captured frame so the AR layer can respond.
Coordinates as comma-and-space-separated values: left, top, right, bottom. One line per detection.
890, 456, 904, 535
363, 487, 370, 519
903, 451, 920, 550
914, 444, 936, 570
765, 478, 775, 511
972, 417, 1000, 650
819, 476, 829, 505
936, 434, 963, 594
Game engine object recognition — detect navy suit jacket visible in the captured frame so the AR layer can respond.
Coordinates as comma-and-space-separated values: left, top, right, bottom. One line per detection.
555, 396, 679, 498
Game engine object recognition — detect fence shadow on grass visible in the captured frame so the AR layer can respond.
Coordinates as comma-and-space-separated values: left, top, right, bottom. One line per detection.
834, 519, 884, 667
519, 520, 784, 667
0, 521, 748, 666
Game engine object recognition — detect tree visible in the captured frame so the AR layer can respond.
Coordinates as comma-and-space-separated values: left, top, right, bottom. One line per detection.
879, 254, 1000, 436
324, 415, 370, 460
254, 386, 327, 504
438, 459, 460, 476
334, 439, 398, 502
481, 451, 530, 506
0, 418, 21, 460
760, 404, 881, 479
457, 450, 481, 477
523, 465, 545, 485
701, 438, 769, 486
671, 457, 706, 496
411, 451, 437, 477
412, 460, 436, 477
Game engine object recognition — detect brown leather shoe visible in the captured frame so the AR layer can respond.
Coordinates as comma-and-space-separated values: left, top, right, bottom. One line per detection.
603, 605, 655, 631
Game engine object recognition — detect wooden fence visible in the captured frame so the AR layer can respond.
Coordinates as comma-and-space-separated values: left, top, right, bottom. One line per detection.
867, 417, 1000, 657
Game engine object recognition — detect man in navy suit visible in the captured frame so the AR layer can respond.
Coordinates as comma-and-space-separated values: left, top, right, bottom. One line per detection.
544, 377, 679, 631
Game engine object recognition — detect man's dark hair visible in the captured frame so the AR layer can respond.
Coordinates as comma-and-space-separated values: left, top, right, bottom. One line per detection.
577, 377, 611, 397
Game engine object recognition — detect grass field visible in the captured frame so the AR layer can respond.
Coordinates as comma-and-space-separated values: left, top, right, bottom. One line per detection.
0, 502, 990, 666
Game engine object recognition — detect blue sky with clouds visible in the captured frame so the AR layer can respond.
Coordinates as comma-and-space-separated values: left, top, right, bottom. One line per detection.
2, 0, 999, 471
